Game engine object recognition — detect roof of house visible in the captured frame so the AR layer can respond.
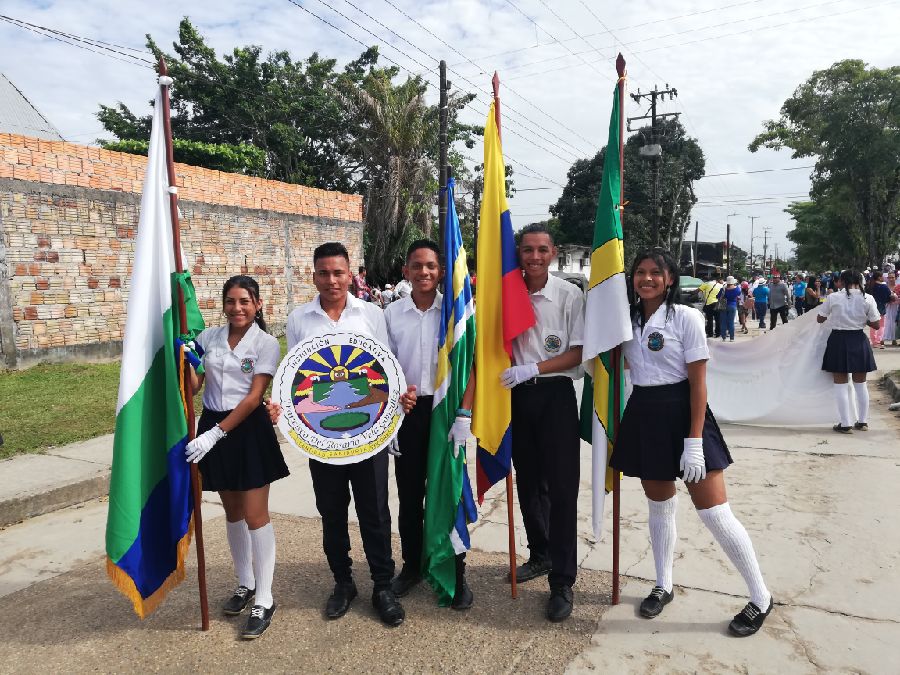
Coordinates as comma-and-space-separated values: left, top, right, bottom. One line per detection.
0, 72, 64, 141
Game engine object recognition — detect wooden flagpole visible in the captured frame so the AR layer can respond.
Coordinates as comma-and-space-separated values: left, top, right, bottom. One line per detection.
493, 71, 518, 600
158, 57, 210, 631
611, 53, 627, 607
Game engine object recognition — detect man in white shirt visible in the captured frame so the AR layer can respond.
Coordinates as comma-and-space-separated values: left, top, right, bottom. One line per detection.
384, 239, 473, 609
285, 242, 406, 627
500, 224, 585, 622
393, 278, 412, 299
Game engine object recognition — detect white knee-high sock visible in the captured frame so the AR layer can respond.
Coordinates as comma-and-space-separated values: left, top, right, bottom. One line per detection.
647, 495, 678, 593
250, 523, 276, 609
225, 519, 255, 590
698, 503, 771, 609
852, 381, 869, 423
833, 383, 853, 427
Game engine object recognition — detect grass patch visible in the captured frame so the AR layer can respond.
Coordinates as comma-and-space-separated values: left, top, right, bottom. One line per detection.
0, 338, 288, 460
0, 362, 122, 459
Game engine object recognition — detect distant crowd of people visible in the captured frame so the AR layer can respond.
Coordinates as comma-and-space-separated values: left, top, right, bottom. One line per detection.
696, 266, 899, 348
349, 265, 412, 308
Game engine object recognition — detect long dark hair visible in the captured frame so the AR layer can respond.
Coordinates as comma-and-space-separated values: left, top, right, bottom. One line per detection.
222, 275, 267, 332
839, 269, 865, 298
628, 247, 682, 326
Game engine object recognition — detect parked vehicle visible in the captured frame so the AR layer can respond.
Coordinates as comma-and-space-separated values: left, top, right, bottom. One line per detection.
680, 275, 704, 309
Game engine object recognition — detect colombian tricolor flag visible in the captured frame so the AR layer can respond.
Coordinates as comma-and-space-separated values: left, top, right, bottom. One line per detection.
473, 102, 535, 503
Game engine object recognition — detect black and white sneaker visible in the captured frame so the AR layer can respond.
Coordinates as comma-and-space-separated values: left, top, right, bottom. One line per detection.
241, 603, 276, 639
223, 585, 255, 616
639, 586, 674, 618
728, 598, 773, 637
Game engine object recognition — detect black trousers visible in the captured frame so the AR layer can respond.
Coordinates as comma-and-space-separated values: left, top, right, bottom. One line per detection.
511, 377, 580, 588
769, 306, 789, 329
703, 304, 721, 337
309, 449, 395, 591
394, 396, 433, 571
794, 297, 805, 316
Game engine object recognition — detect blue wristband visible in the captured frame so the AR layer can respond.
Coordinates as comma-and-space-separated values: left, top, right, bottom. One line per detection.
455, 408, 472, 417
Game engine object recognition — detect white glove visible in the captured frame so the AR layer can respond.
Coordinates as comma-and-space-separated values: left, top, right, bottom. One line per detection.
679, 438, 707, 483
387, 438, 402, 457
500, 363, 540, 389
185, 425, 226, 463
448, 416, 472, 459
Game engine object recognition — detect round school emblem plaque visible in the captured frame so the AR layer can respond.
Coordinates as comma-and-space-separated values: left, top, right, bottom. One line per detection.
273, 331, 406, 465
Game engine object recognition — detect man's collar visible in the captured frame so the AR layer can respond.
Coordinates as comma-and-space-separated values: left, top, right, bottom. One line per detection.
304, 293, 363, 316
529, 273, 559, 302
402, 291, 442, 313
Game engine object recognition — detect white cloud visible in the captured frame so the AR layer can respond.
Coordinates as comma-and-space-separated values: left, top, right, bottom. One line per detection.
1, 0, 897, 263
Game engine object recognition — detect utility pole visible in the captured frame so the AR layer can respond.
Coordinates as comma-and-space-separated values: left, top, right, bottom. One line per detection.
762, 228, 772, 272
726, 222, 731, 278
438, 60, 450, 251
693, 220, 698, 278
627, 85, 680, 245
748, 216, 759, 272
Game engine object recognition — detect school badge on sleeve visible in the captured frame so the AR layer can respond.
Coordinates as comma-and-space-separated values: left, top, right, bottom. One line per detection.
273, 331, 406, 464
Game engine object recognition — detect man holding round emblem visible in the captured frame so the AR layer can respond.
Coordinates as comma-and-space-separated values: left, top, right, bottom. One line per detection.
284, 242, 412, 627
502, 224, 585, 622
384, 239, 474, 609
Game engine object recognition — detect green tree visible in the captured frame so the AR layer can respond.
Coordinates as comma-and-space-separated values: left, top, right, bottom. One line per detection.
101, 138, 265, 175
749, 60, 900, 266
550, 118, 704, 262
785, 195, 867, 271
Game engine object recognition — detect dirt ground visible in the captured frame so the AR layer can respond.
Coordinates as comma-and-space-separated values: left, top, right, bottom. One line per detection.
0, 513, 612, 674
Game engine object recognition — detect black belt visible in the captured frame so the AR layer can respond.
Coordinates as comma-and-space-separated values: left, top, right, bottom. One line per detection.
519, 375, 571, 386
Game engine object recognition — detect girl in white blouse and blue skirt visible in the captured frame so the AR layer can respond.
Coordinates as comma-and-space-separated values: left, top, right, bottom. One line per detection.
186, 275, 289, 639
609, 248, 773, 637
817, 269, 881, 433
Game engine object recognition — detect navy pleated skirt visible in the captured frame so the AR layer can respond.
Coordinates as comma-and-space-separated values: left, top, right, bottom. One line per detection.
821, 329, 877, 374
610, 380, 732, 481
197, 405, 290, 492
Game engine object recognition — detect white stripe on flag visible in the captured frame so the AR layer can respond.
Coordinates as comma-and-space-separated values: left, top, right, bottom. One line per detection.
582, 271, 631, 362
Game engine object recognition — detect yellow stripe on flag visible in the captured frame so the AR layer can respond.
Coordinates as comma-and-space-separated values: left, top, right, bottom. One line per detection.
588, 237, 625, 291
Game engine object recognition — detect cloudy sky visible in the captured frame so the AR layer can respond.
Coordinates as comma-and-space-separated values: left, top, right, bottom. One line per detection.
2, 0, 898, 260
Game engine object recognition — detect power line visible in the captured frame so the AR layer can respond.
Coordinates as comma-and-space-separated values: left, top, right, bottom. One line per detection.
700, 165, 815, 178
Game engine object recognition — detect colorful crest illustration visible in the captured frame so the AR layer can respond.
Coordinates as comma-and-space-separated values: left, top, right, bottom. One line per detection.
273, 331, 406, 464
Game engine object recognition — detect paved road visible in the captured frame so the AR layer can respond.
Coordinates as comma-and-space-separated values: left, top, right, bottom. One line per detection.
1, 341, 899, 673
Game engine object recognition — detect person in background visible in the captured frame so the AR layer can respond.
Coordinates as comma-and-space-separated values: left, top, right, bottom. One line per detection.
738, 281, 752, 334
752, 279, 770, 330
792, 274, 807, 316
884, 273, 899, 346
804, 275, 820, 313
353, 265, 371, 301
718, 276, 741, 342
381, 283, 395, 306
768, 274, 790, 329
818, 269, 880, 433
867, 270, 891, 349
698, 275, 724, 338
394, 277, 412, 300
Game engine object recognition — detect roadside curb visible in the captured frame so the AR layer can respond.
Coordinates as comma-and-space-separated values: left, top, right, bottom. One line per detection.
0, 474, 109, 528
881, 371, 900, 401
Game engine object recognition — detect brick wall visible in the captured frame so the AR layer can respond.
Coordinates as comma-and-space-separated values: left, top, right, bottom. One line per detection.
0, 134, 364, 369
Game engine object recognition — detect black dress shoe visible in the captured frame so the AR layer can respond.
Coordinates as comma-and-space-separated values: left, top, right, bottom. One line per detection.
390, 567, 422, 597
639, 586, 674, 618
372, 589, 405, 627
506, 558, 552, 583
241, 603, 276, 639
832, 423, 853, 434
728, 598, 773, 637
325, 582, 358, 619
854, 422, 869, 431
546, 585, 574, 622
223, 585, 255, 616
450, 577, 473, 611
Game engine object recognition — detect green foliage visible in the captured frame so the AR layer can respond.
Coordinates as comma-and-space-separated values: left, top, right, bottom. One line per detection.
750, 59, 900, 265
785, 196, 867, 271
100, 138, 266, 175
550, 118, 705, 262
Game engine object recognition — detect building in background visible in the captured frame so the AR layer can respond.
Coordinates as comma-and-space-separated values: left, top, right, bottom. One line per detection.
0, 73, 64, 141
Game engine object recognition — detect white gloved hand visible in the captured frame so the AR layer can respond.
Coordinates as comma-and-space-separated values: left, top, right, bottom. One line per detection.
448, 416, 473, 459
387, 438, 402, 457
500, 363, 540, 389
185, 425, 226, 463
679, 438, 707, 483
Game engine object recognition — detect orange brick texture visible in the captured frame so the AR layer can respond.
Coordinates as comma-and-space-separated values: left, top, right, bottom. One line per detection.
0, 134, 364, 358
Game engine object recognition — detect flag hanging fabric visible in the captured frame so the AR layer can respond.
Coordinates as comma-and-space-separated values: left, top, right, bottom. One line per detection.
421, 177, 478, 606
473, 102, 536, 503
105, 85, 197, 618
580, 82, 632, 539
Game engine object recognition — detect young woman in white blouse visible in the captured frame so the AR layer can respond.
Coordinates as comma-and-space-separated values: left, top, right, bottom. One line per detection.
817, 269, 881, 433
609, 248, 773, 637
186, 275, 289, 639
